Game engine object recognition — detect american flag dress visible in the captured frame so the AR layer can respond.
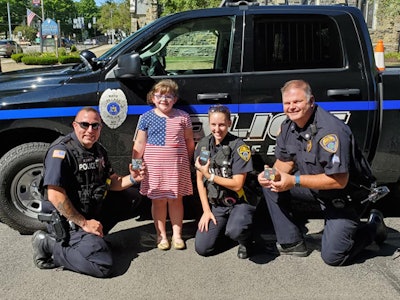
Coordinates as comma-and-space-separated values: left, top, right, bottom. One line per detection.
138, 108, 193, 200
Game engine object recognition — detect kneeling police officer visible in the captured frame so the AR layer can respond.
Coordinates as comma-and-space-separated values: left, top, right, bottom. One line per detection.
194, 104, 255, 259
32, 107, 145, 278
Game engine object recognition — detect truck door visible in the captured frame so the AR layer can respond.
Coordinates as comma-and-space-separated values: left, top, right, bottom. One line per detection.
98, 13, 243, 169
239, 9, 377, 171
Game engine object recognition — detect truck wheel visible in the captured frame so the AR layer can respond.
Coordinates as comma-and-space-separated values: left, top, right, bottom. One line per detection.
0, 143, 49, 234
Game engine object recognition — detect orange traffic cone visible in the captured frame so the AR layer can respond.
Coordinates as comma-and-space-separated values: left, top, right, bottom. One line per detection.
374, 40, 385, 71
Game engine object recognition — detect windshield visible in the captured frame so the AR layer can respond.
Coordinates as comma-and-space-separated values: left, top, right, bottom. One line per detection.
97, 19, 163, 60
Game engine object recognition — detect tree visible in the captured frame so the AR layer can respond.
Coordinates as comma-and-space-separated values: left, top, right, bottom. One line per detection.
97, 0, 131, 39
13, 24, 37, 41
159, 0, 222, 15
75, 0, 99, 38
0, 0, 32, 39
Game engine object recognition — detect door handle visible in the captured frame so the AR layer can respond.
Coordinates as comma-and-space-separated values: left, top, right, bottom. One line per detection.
197, 93, 230, 102
327, 89, 360, 97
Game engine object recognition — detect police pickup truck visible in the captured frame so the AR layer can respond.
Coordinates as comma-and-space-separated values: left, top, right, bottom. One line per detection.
0, 1, 398, 234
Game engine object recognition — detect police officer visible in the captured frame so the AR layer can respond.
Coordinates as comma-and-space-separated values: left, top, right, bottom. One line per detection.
258, 80, 387, 266
194, 104, 254, 259
31, 107, 145, 277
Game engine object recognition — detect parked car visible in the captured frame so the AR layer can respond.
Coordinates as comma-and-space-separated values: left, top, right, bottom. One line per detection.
59, 37, 74, 48
83, 38, 98, 45
0, 40, 23, 57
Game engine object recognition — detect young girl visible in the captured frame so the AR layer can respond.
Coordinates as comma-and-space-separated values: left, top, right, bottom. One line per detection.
133, 79, 194, 250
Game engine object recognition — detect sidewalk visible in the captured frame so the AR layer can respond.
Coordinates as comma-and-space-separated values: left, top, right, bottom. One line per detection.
0, 44, 113, 73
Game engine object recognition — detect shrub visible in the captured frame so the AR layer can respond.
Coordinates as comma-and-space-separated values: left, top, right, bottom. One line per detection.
11, 53, 24, 63
71, 45, 77, 52
58, 55, 81, 64
22, 55, 59, 65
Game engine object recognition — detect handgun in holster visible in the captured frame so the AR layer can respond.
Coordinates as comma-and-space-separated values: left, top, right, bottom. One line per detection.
37, 210, 70, 245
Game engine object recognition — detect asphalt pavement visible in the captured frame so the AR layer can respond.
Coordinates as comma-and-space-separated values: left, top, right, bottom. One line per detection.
1, 210, 400, 300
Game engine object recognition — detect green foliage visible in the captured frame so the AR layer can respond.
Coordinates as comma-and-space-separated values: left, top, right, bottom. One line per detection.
385, 52, 400, 62
71, 45, 78, 52
159, 0, 222, 15
13, 25, 37, 42
97, 0, 131, 35
376, 0, 400, 18
11, 53, 24, 63
58, 54, 81, 64
22, 55, 59, 65
20, 50, 80, 65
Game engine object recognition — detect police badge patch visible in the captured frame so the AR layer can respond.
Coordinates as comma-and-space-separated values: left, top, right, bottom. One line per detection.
237, 145, 251, 161
320, 134, 339, 153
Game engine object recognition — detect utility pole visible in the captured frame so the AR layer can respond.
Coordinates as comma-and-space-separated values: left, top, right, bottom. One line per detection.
7, 2, 12, 40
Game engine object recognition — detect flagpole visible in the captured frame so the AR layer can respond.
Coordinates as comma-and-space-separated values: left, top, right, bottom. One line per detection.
40, 0, 45, 53
7, 2, 12, 40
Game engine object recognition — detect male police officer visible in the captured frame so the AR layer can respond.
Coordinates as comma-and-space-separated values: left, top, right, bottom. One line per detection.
258, 80, 387, 266
32, 107, 145, 277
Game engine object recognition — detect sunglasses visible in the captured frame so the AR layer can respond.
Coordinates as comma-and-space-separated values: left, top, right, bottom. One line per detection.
74, 121, 102, 130
208, 104, 230, 114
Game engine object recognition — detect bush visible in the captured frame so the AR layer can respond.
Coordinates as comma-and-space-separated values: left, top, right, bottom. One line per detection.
71, 45, 77, 52
58, 55, 81, 64
11, 53, 24, 63
385, 52, 400, 62
22, 55, 59, 65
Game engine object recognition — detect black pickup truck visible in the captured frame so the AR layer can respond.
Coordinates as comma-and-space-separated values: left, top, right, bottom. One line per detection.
0, 1, 399, 234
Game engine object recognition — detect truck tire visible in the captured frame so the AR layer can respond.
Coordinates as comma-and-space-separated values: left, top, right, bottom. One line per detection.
0, 143, 49, 234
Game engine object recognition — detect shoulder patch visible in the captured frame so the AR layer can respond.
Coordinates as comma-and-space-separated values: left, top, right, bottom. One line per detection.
319, 134, 339, 153
52, 149, 66, 159
237, 145, 251, 162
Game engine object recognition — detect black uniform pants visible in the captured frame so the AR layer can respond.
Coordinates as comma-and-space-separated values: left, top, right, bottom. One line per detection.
263, 186, 377, 266
52, 187, 143, 277
195, 203, 256, 256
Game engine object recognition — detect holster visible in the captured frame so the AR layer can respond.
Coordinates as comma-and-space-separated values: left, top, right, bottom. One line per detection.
38, 210, 70, 245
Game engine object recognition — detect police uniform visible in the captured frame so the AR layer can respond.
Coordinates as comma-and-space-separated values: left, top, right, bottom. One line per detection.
194, 133, 255, 256
263, 104, 377, 266
42, 132, 142, 277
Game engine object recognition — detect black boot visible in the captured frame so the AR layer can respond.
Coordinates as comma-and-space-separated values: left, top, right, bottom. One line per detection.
368, 209, 388, 245
32, 230, 56, 269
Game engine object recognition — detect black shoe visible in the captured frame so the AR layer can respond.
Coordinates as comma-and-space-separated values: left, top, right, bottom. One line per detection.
237, 244, 249, 259
32, 230, 56, 269
277, 240, 308, 257
368, 209, 387, 245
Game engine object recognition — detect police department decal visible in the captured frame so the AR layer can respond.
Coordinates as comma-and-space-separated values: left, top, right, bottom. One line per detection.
320, 134, 339, 153
99, 89, 128, 129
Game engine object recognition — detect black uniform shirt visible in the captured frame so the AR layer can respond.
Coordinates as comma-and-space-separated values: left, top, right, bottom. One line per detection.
276, 105, 352, 198
42, 132, 112, 214
195, 133, 253, 176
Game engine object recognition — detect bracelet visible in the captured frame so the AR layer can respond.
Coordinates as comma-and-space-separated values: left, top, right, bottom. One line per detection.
129, 174, 137, 185
208, 173, 215, 184
294, 174, 301, 187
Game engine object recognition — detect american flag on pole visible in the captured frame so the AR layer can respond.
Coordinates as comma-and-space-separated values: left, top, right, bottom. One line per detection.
27, 8, 37, 26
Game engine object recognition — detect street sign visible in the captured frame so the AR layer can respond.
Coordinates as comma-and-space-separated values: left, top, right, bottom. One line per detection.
42, 18, 58, 36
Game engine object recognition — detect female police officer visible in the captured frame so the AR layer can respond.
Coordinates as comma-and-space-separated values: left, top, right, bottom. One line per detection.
194, 105, 254, 259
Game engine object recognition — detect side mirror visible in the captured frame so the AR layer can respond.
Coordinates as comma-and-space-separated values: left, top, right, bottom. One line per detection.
80, 50, 98, 71
114, 53, 142, 78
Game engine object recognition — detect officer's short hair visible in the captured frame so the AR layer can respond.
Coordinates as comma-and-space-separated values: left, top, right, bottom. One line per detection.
281, 80, 313, 102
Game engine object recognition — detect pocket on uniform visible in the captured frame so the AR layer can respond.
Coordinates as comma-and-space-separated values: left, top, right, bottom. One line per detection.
303, 152, 316, 164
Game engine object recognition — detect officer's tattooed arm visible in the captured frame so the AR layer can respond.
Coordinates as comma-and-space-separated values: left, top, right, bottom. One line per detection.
47, 185, 104, 237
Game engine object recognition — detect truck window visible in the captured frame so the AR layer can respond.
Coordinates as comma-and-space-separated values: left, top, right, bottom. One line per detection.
253, 15, 343, 71
138, 17, 234, 76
